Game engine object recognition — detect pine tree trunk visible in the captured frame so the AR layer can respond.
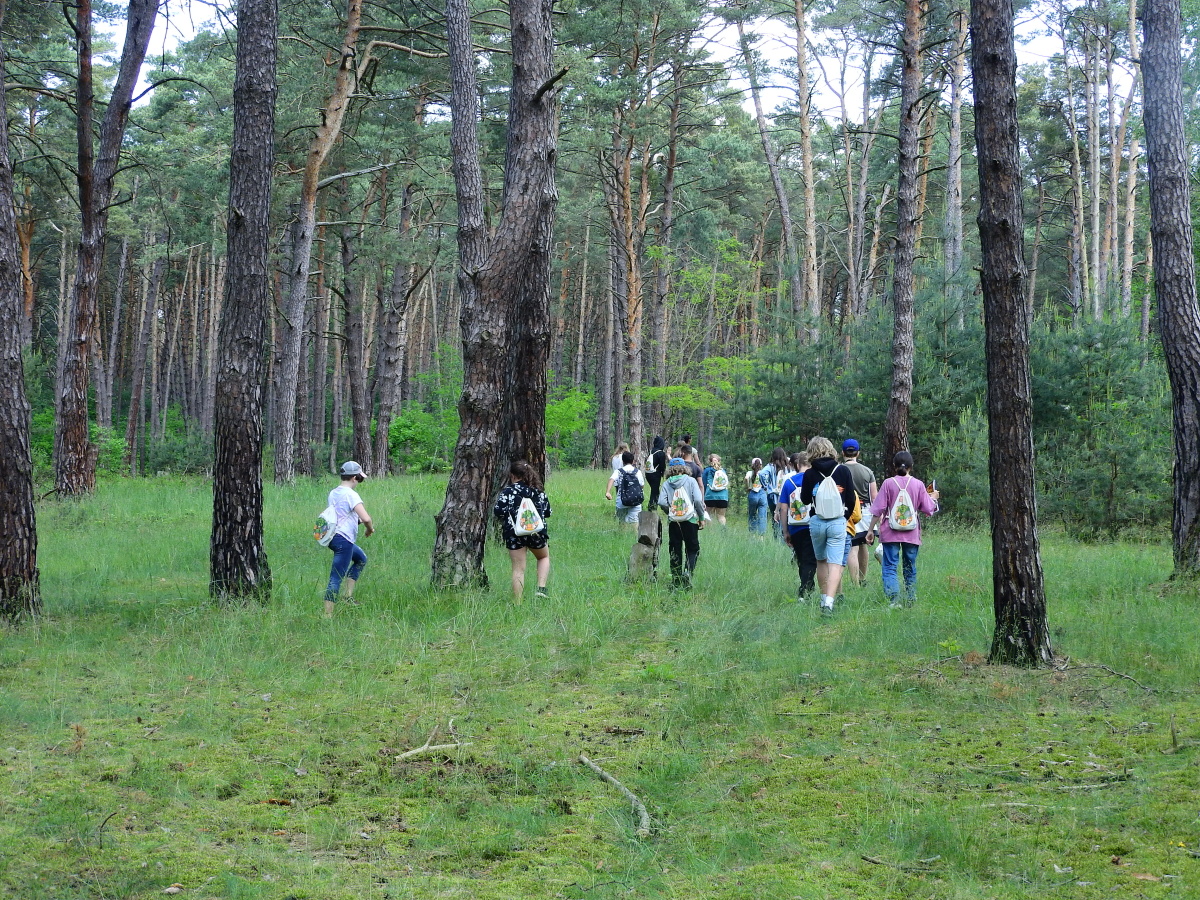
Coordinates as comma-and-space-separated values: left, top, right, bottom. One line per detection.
432, 0, 559, 586
340, 217, 373, 471
124, 240, 164, 473
1142, 0, 1200, 573
883, 0, 923, 466
739, 20, 805, 339
794, 0, 821, 328
55, 0, 158, 496
0, 21, 40, 620
210, 0, 276, 603
944, 4, 967, 320
971, 0, 1052, 665
372, 183, 415, 476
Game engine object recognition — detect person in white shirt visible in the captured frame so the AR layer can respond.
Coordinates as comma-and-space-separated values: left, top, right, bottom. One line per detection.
606, 450, 646, 524
324, 461, 374, 617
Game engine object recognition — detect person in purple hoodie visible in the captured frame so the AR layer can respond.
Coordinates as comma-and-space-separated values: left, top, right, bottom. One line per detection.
869, 450, 940, 609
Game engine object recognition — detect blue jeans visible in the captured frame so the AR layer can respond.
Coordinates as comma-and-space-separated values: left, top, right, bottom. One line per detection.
808, 516, 847, 562
881, 542, 919, 604
326, 534, 367, 603
748, 491, 768, 534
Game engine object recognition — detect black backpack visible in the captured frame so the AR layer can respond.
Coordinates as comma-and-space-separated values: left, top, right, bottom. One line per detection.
617, 469, 644, 507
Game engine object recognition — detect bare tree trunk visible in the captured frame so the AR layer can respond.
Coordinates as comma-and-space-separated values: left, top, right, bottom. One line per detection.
124, 239, 164, 473
55, 0, 158, 495
340, 215, 372, 470
1122, 130, 1140, 320
210, 0, 277, 603
1142, 0, 1200, 574
371, 183, 415, 476
883, 0, 924, 466
971, 0, 1052, 665
944, 4, 967, 322
738, 19, 805, 339
794, 0, 821, 328
432, 0, 559, 586
274, 0, 369, 483
0, 10, 40, 619
574, 223, 591, 389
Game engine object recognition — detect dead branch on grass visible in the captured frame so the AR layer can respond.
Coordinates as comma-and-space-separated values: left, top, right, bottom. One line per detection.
861, 854, 940, 873
577, 753, 651, 838
395, 721, 473, 760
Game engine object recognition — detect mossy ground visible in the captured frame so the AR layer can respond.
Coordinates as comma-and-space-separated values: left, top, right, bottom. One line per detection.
1, 471, 1197, 899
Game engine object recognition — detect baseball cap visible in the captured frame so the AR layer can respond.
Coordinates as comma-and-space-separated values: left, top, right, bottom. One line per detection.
842, 439, 860, 452
339, 460, 367, 478
668, 457, 686, 467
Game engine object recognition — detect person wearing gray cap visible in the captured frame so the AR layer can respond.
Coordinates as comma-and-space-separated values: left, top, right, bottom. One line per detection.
324, 461, 375, 617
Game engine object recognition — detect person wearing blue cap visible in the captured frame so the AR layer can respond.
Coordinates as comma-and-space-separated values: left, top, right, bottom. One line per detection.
841, 439, 878, 585
324, 461, 374, 617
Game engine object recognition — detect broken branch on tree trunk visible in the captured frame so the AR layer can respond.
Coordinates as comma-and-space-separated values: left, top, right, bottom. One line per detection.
577, 753, 651, 838
533, 67, 569, 102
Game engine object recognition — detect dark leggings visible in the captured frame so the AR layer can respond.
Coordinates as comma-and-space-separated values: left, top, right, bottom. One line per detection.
667, 520, 701, 586
791, 527, 817, 598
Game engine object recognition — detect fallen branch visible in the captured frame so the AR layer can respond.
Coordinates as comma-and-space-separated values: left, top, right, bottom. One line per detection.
1067, 664, 1155, 693
395, 722, 472, 760
861, 854, 940, 873
578, 753, 651, 838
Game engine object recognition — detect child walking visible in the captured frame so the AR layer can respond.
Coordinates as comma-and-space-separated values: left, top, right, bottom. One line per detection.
493, 460, 552, 602
658, 458, 707, 588
869, 451, 939, 608
324, 461, 374, 617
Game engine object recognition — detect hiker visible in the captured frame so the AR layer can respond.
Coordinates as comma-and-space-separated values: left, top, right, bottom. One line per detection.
762, 447, 788, 539
644, 436, 668, 510
679, 444, 705, 493
841, 438, 879, 586
702, 453, 730, 526
323, 461, 375, 617
606, 450, 646, 524
493, 459, 552, 602
610, 442, 630, 474
745, 457, 768, 535
777, 452, 817, 600
658, 457, 707, 588
798, 436, 857, 615
869, 450, 939, 608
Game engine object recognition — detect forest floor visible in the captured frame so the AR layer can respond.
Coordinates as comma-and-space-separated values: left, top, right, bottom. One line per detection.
2, 470, 1198, 899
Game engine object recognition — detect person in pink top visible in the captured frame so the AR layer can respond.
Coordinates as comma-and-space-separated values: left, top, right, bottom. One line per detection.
869, 450, 940, 609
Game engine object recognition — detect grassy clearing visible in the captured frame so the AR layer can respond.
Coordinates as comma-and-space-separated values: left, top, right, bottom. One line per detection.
2, 470, 1198, 899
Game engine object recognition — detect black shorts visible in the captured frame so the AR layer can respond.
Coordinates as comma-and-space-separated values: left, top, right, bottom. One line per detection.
706, 499, 729, 509
851, 532, 868, 547
505, 531, 549, 551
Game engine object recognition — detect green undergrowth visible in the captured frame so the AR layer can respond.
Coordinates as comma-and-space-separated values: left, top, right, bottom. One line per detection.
2, 470, 1198, 899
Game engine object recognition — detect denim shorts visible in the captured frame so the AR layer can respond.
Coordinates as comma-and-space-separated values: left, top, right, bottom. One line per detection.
808, 515, 847, 562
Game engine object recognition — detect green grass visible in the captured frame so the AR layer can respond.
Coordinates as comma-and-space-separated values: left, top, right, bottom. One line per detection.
2, 469, 1198, 899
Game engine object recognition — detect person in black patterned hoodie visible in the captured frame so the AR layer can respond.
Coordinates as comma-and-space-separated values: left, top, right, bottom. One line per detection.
493, 460, 552, 602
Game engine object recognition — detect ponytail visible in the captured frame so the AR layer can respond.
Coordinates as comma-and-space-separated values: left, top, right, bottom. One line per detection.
510, 459, 542, 490
892, 450, 914, 476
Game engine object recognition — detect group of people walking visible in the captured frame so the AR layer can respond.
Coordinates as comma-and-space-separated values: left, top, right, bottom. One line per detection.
316, 433, 939, 614
606, 435, 941, 613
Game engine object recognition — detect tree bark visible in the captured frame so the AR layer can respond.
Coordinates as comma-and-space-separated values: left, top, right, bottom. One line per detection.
1141, 0, 1200, 573
971, 0, 1052, 665
273, 0, 363, 483
944, 4, 967, 321
54, 0, 158, 495
794, 0, 821, 330
883, 0, 924, 467
0, 8, 40, 620
124, 237, 164, 474
738, 20, 805, 340
210, 0, 277, 603
371, 182, 416, 475
431, 0, 559, 586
